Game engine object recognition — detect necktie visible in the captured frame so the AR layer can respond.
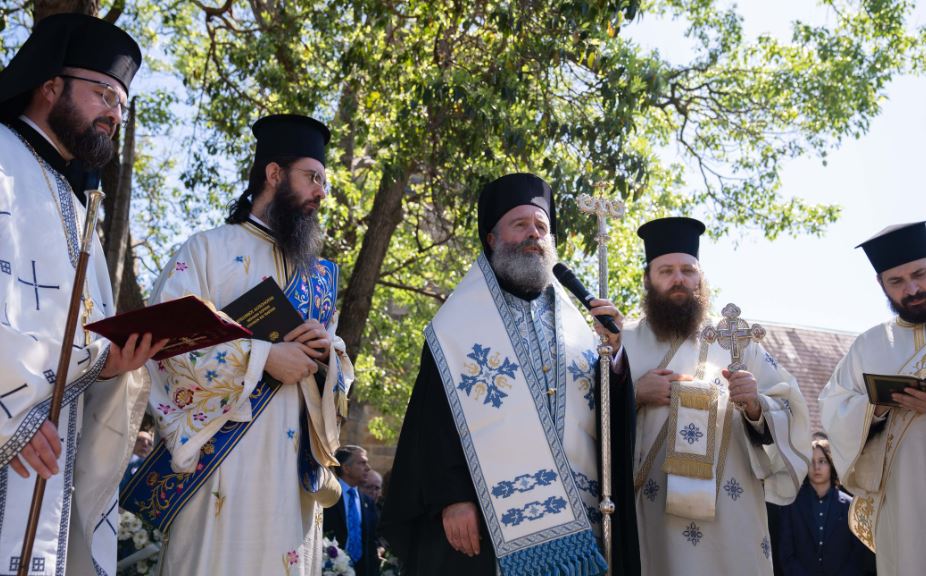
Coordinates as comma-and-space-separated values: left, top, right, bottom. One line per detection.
346, 486, 362, 564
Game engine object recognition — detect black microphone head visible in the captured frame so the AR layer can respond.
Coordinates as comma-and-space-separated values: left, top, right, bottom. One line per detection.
552, 263, 573, 283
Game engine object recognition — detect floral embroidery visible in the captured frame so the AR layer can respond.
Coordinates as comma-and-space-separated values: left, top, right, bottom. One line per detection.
683, 522, 703, 546
761, 536, 771, 559
173, 388, 194, 408
501, 496, 567, 526
572, 470, 600, 496
459, 343, 519, 408
287, 428, 296, 439
764, 352, 778, 370
193, 412, 207, 422
175, 261, 188, 272
679, 423, 704, 445
492, 469, 557, 499
643, 479, 660, 502
215, 351, 227, 364
205, 370, 218, 382
234, 255, 251, 274
724, 477, 744, 501
567, 349, 598, 410
282, 548, 300, 575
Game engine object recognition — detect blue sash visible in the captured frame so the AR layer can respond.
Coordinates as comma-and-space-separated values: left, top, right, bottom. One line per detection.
120, 259, 339, 531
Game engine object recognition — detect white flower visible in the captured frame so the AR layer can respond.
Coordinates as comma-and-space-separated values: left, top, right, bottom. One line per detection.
132, 529, 150, 549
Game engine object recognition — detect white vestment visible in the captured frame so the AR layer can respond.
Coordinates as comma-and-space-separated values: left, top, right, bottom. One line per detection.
623, 318, 811, 576
819, 318, 926, 575
0, 123, 149, 575
147, 221, 350, 576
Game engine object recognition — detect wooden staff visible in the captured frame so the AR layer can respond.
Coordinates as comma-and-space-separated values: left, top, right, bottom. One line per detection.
18, 189, 105, 576
576, 190, 624, 575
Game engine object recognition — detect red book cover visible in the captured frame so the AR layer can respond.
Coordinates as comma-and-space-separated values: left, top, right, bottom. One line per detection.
85, 295, 253, 360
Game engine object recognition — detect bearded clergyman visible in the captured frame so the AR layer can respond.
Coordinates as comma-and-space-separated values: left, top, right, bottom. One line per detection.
121, 114, 352, 575
820, 221, 926, 575
382, 173, 640, 576
0, 14, 164, 575
619, 217, 811, 576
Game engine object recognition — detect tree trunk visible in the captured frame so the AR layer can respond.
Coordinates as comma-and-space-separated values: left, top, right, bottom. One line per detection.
339, 166, 408, 359
105, 98, 135, 303
117, 231, 145, 312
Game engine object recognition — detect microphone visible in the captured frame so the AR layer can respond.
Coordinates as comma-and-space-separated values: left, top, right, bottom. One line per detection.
552, 263, 620, 334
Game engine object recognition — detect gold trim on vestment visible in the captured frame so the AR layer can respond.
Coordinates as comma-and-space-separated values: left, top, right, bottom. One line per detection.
662, 383, 718, 480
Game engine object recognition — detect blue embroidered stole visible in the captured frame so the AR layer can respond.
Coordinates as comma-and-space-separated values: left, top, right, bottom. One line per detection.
120, 259, 339, 531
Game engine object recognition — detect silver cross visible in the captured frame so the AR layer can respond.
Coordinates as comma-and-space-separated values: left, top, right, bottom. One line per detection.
701, 303, 766, 372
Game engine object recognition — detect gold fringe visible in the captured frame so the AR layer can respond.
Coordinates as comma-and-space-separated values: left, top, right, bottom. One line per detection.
662, 458, 714, 480
336, 392, 350, 419
679, 389, 712, 411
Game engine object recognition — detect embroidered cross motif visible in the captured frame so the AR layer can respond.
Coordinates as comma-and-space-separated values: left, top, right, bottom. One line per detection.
93, 500, 119, 535
74, 344, 91, 366
683, 522, 703, 546
724, 477, 744, 501
492, 469, 558, 499
43, 370, 55, 385
679, 423, 704, 445
175, 261, 188, 272
17, 260, 60, 310
643, 478, 660, 502
459, 343, 519, 409
500, 496, 567, 526
0, 259, 10, 274
764, 352, 779, 370
761, 536, 771, 559
0, 383, 28, 418
9, 556, 44, 572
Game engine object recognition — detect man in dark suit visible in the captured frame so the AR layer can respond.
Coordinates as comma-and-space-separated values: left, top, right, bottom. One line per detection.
324, 445, 380, 576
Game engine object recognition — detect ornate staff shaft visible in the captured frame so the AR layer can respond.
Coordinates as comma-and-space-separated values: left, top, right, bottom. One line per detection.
18, 189, 106, 576
577, 192, 624, 575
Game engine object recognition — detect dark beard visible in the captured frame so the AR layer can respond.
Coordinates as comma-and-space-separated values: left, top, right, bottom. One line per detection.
266, 175, 324, 270
643, 280, 709, 342
490, 236, 556, 295
46, 83, 115, 168
887, 290, 926, 324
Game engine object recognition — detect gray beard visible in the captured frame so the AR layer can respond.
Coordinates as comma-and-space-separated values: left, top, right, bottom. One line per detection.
490, 237, 557, 294
265, 178, 325, 270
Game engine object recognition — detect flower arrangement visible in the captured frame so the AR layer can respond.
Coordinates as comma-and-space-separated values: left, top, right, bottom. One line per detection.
380, 549, 402, 576
117, 510, 162, 575
322, 536, 356, 576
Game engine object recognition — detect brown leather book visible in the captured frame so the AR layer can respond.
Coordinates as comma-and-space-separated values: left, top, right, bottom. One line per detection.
85, 295, 252, 361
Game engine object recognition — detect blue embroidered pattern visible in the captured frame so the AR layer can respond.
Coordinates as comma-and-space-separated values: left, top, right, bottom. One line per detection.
683, 522, 703, 546
585, 504, 602, 524
724, 477, 744, 501
567, 349, 598, 410
500, 496, 568, 526
492, 469, 558, 499
764, 352, 778, 370
643, 479, 660, 502
459, 343, 519, 408
761, 536, 771, 559
572, 470, 600, 496
679, 423, 704, 445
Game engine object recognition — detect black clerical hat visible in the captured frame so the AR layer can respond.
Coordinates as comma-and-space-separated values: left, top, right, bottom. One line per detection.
857, 221, 926, 274
252, 114, 331, 166
477, 173, 556, 253
637, 216, 706, 263
0, 13, 142, 120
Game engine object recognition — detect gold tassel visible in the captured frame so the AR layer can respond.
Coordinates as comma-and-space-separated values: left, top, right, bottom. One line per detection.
336, 392, 349, 419
662, 458, 714, 480
679, 389, 712, 411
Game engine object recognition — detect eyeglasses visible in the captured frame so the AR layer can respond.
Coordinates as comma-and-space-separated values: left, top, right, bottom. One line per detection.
58, 74, 130, 122
290, 167, 329, 192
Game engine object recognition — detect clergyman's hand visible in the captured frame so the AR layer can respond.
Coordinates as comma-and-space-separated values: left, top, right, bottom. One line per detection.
587, 298, 623, 351
100, 333, 169, 379
635, 369, 685, 407
723, 369, 762, 420
9, 420, 61, 479
283, 319, 330, 360
442, 501, 481, 557
265, 341, 318, 385
892, 387, 926, 414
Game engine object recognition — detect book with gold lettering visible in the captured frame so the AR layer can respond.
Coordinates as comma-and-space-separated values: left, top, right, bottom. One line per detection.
863, 372, 926, 408
85, 296, 252, 361
220, 277, 303, 342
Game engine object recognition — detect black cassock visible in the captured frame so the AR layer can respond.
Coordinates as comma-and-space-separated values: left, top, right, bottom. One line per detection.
381, 343, 641, 576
